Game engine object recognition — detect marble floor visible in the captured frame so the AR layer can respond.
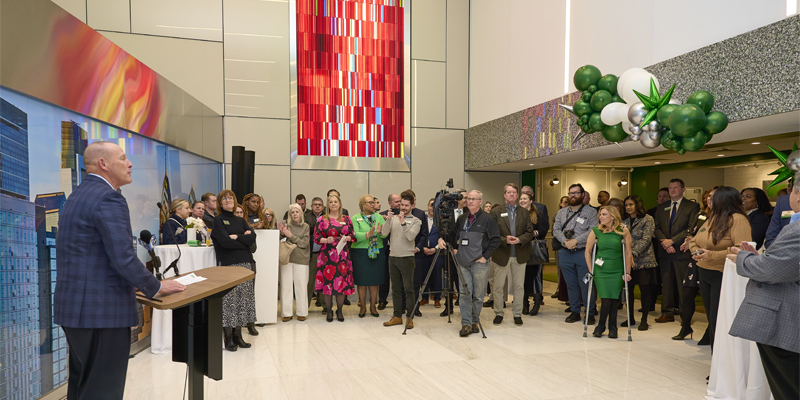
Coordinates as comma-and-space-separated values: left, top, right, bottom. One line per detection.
124, 281, 712, 399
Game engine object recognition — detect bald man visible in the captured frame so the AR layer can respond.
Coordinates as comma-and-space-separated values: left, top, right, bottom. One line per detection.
55, 141, 185, 399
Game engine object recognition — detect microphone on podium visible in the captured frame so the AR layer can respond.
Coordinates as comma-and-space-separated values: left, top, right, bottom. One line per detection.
156, 202, 181, 277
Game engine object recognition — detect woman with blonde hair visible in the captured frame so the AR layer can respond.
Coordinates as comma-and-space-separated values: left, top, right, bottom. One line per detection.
278, 203, 311, 321
313, 194, 356, 322
519, 192, 549, 315
242, 193, 266, 229
161, 199, 191, 244
585, 206, 633, 338
263, 207, 277, 229
351, 194, 387, 317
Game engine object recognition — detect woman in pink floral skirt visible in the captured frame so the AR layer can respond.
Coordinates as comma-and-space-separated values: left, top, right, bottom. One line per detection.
314, 194, 356, 322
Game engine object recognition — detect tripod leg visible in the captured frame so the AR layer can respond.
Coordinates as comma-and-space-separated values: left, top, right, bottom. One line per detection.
403, 250, 441, 335
584, 244, 597, 338
623, 243, 632, 342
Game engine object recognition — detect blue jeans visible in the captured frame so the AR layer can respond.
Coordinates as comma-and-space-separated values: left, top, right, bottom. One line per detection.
458, 260, 489, 326
559, 249, 597, 316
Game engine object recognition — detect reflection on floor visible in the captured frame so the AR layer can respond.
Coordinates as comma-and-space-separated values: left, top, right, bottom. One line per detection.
124, 280, 711, 400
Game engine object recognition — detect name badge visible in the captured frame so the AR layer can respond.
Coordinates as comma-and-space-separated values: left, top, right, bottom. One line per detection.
595, 258, 604, 266
664, 207, 671, 211
698, 215, 707, 221
223, 220, 230, 225
356, 218, 363, 221
781, 210, 795, 218
501, 213, 508, 218
253, 218, 260, 222
460, 239, 469, 246
576, 217, 586, 224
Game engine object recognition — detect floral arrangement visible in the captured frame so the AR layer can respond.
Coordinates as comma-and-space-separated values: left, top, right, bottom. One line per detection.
186, 217, 204, 229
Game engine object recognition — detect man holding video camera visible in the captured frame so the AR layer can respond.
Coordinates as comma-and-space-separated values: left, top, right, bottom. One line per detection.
553, 183, 598, 324
439, 190, 501, 337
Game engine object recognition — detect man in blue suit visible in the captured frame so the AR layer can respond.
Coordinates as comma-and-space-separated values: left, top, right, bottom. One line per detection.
55, 141, 185, 399
765, 179, 793, 248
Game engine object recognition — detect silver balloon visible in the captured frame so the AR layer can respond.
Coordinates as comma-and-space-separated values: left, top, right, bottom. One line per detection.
787, 149, 800, 172
629, 125, 642, 135
640, 132, 661, 149
649, 130, 660, 140
631, 134, 641, 141
627, 102, 648, 125
640, 123, 651, 133
647, 120, 661, 132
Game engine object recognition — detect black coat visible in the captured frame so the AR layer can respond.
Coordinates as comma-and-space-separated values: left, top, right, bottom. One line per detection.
211, 209, 257, 266
747, 208, 770, 250
161, 214, 187, 244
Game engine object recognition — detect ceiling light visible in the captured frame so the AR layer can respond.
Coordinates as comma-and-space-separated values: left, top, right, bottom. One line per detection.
617, 177, 628, 187
654, 162, 661, 164
529, 163, 535, 166
549, 175, 560, 186
751, 142, 760, 145
717, 154, 725, 157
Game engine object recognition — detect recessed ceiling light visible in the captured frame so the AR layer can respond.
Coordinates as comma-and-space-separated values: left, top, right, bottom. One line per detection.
751, 142, 760, 145
717, 154, 725, 157
744, 164, 749, 167
529, 163, 535, 166
654, 162, 661, 164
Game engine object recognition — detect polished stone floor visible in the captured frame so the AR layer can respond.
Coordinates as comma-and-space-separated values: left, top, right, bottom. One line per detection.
123, 280, 712, 399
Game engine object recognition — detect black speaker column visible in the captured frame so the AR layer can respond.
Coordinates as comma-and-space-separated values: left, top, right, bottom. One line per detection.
243, 150, 255, 197
231, 146, 246, 202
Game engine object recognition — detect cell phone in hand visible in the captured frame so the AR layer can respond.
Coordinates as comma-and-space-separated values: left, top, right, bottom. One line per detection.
391, 208, 401, 215
692, 249, 703, 256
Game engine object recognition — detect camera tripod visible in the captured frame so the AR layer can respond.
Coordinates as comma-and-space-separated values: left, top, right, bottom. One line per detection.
402, 242, 487, 338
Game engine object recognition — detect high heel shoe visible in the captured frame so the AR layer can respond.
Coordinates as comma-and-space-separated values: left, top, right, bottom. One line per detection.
672, 326, 693, 340
336, 309, 344, 322
359, 307, 367, 318
326, 309, 334, 322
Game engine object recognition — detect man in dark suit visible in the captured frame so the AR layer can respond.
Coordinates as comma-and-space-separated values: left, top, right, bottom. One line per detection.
646, 187, 670, 309
765, 179, 793, 248
55, 142, 185, 399
489, 183, 534, 325
653, 179, 700, 323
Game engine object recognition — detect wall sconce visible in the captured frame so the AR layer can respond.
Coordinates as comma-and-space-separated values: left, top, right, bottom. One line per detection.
617, 177, 628, 187
549, 175, 560, 186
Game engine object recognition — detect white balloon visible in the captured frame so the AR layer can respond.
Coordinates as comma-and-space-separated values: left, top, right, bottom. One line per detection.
617, 104, 632, 125
601, 103, 622, 125
669, 98, 681, 105
616, 68, 648, 96
620, 72, 659, 104
621, 121, 633, 134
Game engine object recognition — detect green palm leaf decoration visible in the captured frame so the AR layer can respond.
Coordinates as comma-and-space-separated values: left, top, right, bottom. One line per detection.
766, 143, 799, 189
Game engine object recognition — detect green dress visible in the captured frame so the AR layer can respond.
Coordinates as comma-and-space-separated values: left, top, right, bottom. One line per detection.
592, 226, 625, 299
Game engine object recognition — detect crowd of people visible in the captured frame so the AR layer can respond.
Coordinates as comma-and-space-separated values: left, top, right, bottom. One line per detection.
160, 176, 798, 398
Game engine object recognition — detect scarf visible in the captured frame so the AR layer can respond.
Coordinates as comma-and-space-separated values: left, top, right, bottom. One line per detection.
364, 214, 379, 259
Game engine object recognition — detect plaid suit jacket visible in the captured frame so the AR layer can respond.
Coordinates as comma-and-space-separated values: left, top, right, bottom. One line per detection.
729, 221, 800, 353
54, 175, 161, 328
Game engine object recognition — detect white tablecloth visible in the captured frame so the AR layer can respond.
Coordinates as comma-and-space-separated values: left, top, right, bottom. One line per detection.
150, 245, 216, 354
253, 229, 279, 325
706, 259, 773, 400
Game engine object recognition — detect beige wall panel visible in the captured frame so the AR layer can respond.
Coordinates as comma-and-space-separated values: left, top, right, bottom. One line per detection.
223, 117, 289, 165
291, 170, 369, 217
87, 0, 130, 32
100, 31, 224, 115
255, 165, 291, 220
446, 0, 469, 129
203, 111, 224, 162
723, 166, 779, 196
412, 61, 446, 129
464, 171, 521, 207
540, 169, 568, 220
223, 0, 290, 119
411, 128, 464, 203
368, 172, 412, 212
52, 0, 86, 23
660, 168, 725, 197
411, 0, 446, 61
130, 0, 222, 41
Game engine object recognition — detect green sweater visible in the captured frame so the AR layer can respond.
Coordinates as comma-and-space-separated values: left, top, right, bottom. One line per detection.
351, 212, 388, 249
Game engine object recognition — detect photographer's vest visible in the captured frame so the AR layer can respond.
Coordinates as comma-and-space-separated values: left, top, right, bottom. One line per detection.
455, 214, 486, 266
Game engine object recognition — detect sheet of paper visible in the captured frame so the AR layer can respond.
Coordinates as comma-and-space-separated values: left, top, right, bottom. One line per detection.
336, 236, 347, 254
174, 273, 207, 286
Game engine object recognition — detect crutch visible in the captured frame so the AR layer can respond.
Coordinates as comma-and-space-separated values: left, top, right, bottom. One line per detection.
583, 243, 597, 338
622, 242, 632, 341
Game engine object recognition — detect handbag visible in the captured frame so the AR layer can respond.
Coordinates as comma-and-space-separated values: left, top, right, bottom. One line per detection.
278, 240, 296, 266
552, 205, 585, 251
529, 238, 549, 264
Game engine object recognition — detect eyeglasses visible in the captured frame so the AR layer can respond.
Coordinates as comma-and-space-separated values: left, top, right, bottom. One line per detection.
221, 196, 234, 201
467, 197, 481, 202
568, 191, 583, 196
312, 203, 324, 207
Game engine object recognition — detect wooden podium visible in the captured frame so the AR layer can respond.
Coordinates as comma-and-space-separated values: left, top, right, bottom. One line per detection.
136, 266, 254, 400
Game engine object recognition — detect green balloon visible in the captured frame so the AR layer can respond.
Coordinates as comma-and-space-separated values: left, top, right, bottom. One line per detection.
669, 104, 706, 137
573, 65, 602, 91
704, 111, 729, 134
657, 104, 678, 128
601, 123, 627, 142
686, 90, 715, 114
589, 112, 606, 132
682, 130, 707, 151
597, 74, 618, 95
661, 138, 675, 150
587, 85, 597, 94
611, 94, 624, 103
574, 100, 592, 117
663, 129, 675, 141
590, 90, 612, 112
676, 148, 686, 155
580, 114, 590, 124
704, 130, 714, 142
582, 124, 595, 134
582, 91, 592, 101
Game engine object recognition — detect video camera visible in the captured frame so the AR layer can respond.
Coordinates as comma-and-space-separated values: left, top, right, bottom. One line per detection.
433, 178, 463, 235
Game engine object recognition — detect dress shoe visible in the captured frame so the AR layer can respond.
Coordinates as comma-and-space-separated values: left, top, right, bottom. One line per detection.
343, 298, 351, 306
483, 300, 494, 308
440, 308, 452, 317
472, 324, 480, 333
247, 322, 259, 336
672, 327, 693, 340
655, 315, 675, 323
326, 309, 334, 322
637, 322, 648, 331
233, 328, 251, 348
358, 311, 366, 318
522, 302, 530, 315
592, 326, 605, 337
608, 328, 618, 339
336, 309, 344, 322
587, 315, 596, 325
514, 317, 523, 325
434, 300, 441, 308
383, 316, 403, 326
282, 317, 292, 322
377, 302, 387, 310
420, 299, 429, 306
459, 325, 472, 337
493, 315, 503, 325
298, 316, 306, 321
405, 318, 414, 329
551, 291, 559, 298
565, 313, 582, 323
620, 320, 635, 327
530, 294, 543, 316
371, 312, 379, 318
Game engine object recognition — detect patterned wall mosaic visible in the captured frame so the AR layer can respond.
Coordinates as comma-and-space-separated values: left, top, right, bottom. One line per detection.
466, 14, 800, 170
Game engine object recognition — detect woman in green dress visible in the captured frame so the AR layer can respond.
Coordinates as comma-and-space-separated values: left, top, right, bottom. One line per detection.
585, 206, 633, 338
351, 194, 387, 318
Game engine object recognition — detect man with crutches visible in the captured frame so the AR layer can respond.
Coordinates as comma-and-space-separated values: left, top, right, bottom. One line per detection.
583, 206, 633, 339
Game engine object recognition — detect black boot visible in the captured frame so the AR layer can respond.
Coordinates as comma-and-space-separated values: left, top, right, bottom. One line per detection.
595, 299, 610, 337
247, 322, 259, 336
233, 327, 251, 348
530, 294, 543, 316
223, 327, 237, 352
608, 300, 620, 339
522, 296, 530, 315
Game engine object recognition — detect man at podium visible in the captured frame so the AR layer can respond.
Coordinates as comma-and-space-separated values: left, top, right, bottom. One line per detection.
54, 141, 185, 399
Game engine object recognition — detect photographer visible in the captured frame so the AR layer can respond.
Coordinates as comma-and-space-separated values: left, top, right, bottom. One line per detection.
382, 192, 422, 328
438, 190, 501, 337
553, 183, 598, 324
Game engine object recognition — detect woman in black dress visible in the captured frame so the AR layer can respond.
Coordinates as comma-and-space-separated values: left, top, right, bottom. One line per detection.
211, 190, 257, 351
519, 192, 550, 316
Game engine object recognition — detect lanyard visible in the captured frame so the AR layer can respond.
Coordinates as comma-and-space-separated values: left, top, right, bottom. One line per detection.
465, 215, 475, 232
